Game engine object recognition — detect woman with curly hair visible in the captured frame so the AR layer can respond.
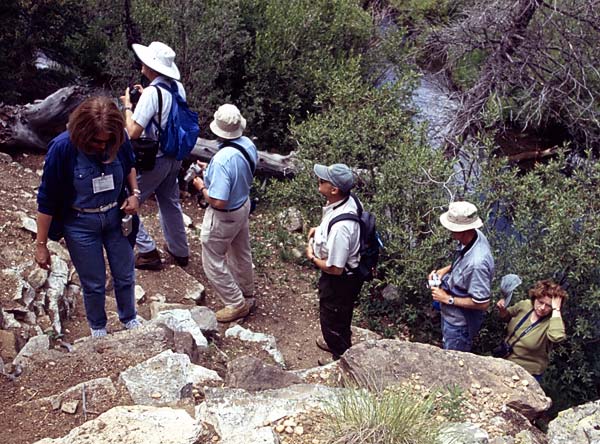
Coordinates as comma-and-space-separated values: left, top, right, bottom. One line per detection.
496, 279, 567, 380
35, 97, 141, 338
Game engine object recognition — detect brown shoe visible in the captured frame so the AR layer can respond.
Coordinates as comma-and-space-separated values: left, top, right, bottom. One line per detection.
316, 337, 332, 353
216, 302, 250, 323
135, 249, 162, 270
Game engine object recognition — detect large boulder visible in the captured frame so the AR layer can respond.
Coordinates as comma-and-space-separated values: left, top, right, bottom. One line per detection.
226, 356, 302, 391
34, 405, 202, 444
340, 340, 551, 420
547, 399, 600, 444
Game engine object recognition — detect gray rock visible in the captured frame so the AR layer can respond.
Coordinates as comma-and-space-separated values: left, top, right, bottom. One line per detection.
226, 356, 302, 391
225, 324, 285, 367
20, 213, 38, 234
154, 309, 208, 348
13, 334, 50, 366
46, 256, 69, 335
340, 340, 551, 420
190, 306, 218, 336
119, 350, 221, 405
548, 399, 600, 444
184, 280, 205, 304
197, 384, 340, 443
27, 267, 49, 290
278, 207, 304, 232
134, 285, 145, 303
0, 152, 13, 163
33, 405, 201, 444
382, 283, 401, 301
438, 422, 489, 444
61, 400, 79, 414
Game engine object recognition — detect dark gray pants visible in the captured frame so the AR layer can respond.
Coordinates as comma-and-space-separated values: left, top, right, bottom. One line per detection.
318, 272, 363, 359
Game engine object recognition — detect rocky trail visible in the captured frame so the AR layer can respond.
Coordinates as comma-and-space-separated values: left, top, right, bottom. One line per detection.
0, 151, 597, 444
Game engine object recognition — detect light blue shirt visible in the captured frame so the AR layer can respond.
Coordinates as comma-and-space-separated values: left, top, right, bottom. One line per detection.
441, 229, 495, 326
204, 136, 258, 210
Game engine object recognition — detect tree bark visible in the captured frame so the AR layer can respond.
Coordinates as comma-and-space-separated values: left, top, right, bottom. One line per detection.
0, 86, 87, 150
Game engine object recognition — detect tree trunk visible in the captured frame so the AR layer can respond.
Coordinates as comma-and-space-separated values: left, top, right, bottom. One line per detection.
0, 86, 86, 150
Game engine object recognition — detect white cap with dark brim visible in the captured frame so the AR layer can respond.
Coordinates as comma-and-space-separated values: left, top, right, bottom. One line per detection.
440, 201, 483, 232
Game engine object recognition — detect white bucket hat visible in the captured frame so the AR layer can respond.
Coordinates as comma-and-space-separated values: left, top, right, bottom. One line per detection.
210, 104, 247, 139
440, 201, 483, 232
132, 42, 180, 80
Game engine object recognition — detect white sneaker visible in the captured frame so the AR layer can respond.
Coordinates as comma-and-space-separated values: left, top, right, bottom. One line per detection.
124, 318, 142, 330
91, 328, 107, 338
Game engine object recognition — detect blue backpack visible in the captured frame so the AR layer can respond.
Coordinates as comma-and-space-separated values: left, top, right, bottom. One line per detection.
327, 193, 383, 281
154, 82, 200, 160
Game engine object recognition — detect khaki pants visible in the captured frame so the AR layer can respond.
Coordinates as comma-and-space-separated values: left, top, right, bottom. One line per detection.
200, 199, 254, 308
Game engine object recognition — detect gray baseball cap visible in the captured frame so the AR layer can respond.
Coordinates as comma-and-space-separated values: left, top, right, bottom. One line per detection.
313, 163, 355, 193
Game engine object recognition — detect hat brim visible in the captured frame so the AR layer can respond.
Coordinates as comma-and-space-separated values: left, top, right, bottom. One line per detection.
132, 43, 181, 81
313, 164, 331, 182
439, 212, 483, 232
209, 117, 246, 140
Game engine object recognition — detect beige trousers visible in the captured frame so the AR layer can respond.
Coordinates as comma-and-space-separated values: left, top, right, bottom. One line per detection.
200, 199, 254, 308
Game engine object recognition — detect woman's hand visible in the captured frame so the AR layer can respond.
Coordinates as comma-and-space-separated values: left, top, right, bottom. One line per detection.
35, 244, 52, 270
496, 298, 510, 319
552, 295, 563, 313
120, 195, 139, 215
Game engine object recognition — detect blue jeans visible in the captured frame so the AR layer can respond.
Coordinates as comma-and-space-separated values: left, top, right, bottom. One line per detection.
441, 318, 473, 352
64, 207, 136, 329
136, 156, 189, 257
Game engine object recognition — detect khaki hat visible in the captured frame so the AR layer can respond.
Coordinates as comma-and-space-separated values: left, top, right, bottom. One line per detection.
132, 42, 180, 80
209, 104, 247, 139
313, 163, 355, 193
440, 201, 483, 232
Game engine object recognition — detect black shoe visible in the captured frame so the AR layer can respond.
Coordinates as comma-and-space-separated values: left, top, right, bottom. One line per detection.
135, 249, 162, 270
164, 244, 189, 267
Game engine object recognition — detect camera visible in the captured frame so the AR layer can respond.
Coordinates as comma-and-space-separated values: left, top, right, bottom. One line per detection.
492, 341, 513, 358
428, 272, 442, 288
121, 214, 133, 237
129, 85, 141, 105
183, 163, 203, 183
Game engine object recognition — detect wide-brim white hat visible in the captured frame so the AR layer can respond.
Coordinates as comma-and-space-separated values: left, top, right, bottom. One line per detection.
210, 104, 247, 139
132, 42, 180, 80
440, 201, 483, 232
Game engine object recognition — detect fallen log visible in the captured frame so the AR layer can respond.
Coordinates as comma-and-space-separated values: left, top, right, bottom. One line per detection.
1, 87, 298, 178
190, 138, 298, 179
0, 86, 87, 150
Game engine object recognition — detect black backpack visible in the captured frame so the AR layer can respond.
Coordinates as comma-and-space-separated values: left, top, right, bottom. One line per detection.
327, 193, 382, 281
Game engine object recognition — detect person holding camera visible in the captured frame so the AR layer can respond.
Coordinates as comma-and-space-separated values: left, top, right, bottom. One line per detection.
496, 279, 566, 381
120, 41, 189, 270
191, 104, 258, 323
35, 97, 140, 338
428, 201, 494, 352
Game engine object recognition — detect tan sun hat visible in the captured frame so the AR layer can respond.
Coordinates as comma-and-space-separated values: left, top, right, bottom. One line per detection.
209, 104, 247, 139
132, 42, 180, 80
440, 201, 483, 232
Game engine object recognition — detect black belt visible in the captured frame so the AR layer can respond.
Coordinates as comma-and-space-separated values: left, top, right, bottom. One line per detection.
212, 201, 245, 213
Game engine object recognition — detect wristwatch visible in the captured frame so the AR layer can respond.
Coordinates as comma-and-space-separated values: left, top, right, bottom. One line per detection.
448, 296, 455, 305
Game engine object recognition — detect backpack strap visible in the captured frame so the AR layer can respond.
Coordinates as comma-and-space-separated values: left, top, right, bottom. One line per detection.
225, 141, 256, 174
149, 85, 163, 143
327, 213, 360, 235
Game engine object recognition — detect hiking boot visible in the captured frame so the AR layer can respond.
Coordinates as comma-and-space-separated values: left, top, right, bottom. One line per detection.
216, 302, 250, 323
135, 249, 162, 270
163, 243, 189, 267
316, 337, 332, 353
91, 328, 107, 338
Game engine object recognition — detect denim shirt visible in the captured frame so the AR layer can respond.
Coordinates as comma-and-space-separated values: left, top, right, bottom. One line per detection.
441, 229, 495, 327
71, 152, 124, 209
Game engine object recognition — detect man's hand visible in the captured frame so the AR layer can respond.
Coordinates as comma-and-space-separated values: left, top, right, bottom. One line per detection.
192, 177, 205, 192
120, 195, 139, 215
431, 287, 451, 304
307, 227, 316, 240
496, 298, 509, 318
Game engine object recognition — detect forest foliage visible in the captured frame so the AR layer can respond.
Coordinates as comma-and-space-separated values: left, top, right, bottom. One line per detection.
1, 0, 599, 412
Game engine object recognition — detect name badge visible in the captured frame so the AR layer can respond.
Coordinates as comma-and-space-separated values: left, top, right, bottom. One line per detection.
92, 174, 115, 194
